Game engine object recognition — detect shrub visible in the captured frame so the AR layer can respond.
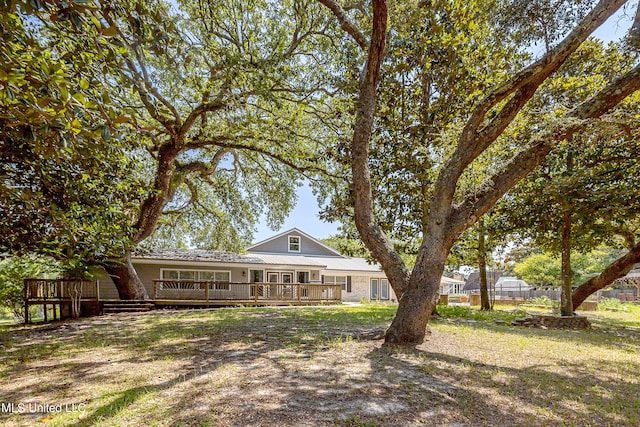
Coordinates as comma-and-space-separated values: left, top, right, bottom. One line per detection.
0, 256, 59, 320
526, 295, 558, 308
597, 297, 628, 312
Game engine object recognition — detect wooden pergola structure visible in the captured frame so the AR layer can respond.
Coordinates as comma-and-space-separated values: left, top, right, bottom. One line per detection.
613, 270, 640, 301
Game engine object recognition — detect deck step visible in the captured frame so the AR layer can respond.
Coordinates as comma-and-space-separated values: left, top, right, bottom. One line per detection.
103, 303, 155, 307
101, 300, 155, 314
103, 307, 153, 313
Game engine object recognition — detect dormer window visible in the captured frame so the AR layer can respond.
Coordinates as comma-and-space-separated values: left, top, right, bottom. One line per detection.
288, 236, 300, 252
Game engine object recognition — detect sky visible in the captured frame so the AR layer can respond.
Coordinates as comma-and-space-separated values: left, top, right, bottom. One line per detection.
253, 182, 340, 242
252, 4, 636, 244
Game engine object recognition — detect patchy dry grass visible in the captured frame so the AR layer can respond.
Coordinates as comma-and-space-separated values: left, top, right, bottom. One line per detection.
0, 304, 639, 426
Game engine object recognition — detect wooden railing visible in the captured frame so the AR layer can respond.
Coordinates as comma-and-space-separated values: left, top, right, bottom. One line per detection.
24, 279, 99, 301
153, 280, 342, 303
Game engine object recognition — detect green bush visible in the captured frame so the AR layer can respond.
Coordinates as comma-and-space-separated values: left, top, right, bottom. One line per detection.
0, 256, 59, 320
526, 295, 558, 308
597, 297, 628, 312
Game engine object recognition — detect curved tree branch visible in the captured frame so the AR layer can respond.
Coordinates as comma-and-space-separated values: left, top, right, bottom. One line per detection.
348, 0, 411, 296
317, 0, 369, 51
429, 0, 628, 220
572, 238, 640, 309
450, 62, 640, 235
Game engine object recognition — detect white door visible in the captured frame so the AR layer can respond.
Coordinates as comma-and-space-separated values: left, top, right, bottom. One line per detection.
371, 278, 389, 300
267, 273, 279, 283
370, 279, 379, 300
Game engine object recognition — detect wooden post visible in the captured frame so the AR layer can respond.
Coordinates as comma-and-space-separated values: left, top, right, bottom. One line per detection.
298, 284, 301, 302
153, 280, 158, 300
205, 281, 210, 302
255, 284, 259, 302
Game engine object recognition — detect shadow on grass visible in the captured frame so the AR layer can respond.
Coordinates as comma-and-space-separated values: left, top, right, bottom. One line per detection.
0, 305, 638, 426
0, 306, 398, 426
364, 342, 640, 426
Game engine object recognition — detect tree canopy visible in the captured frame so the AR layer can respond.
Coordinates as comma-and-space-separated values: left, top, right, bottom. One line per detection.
2, 0, 339, 297
320, 0, 640, 344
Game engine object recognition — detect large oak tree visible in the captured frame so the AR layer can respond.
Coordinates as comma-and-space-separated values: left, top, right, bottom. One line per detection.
3, 0, 336, 299
320, 0, 640, 344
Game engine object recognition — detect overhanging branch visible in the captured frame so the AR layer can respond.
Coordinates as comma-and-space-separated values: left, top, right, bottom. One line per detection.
450, 62, 640, 235
317, 0, 369, 51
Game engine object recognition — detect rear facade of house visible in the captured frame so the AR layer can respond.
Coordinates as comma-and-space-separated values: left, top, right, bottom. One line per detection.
97, 228, 395, 303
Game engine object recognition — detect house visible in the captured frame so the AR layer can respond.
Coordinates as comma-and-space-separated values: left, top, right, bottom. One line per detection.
463, 271, 504, 293
245, 229, 392, 302
439, 275, 466, 295
96, 228, 457, 304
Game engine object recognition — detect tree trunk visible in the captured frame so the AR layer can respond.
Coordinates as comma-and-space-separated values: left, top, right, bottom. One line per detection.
104, 146, 179, 301
385, 250, 446, 345
572, 239, 640, 309
104, 252, 149, 300
560, 209, 573, 316
478, 219, 491, 311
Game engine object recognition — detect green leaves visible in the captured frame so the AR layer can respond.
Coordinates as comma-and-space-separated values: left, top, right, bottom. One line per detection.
0, 255, 60, 319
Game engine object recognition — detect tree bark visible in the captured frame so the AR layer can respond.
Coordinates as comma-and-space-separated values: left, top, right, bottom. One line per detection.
572, 239, 640, 309
385, 252, 446, 344
320, 0, 640, 346
104, 252, 149, 300
560, 147, 574, 316
348, 0, 412, 299
101, 145, 180, 300
478, 219, 491, 310
560, 209, 573, 316
134, 145, 180, 243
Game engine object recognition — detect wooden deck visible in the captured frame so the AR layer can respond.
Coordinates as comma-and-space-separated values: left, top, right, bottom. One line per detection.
24, 279, 342, 322
152, 280, 342, 305
24, 279, 100, 323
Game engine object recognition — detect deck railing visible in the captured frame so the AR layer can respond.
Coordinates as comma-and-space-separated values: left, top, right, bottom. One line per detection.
153, 280, 342, 303
23, 279, 99, 323
24, 279, 99, 301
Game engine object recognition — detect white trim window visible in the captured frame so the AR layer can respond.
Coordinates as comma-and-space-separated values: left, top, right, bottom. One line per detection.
297, 271, 310, 283
370, 278, 389, 300
324, 275, 348, 291
288, 235, 301, 252
249, 269, 264, 283
161, 269, 231, 290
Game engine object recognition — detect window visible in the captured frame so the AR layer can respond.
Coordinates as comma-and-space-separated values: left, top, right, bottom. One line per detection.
297, 271, 309, 283
249, 270, 264, 283
161, 269, 231, 290
324, 275, 348, 292
380, 278, 389, 300
370, 278, 389, 300
288, 236, 300, 252
204, 271, 231, 290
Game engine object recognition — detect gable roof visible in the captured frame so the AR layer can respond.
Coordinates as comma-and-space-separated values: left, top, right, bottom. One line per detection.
463, 271, 504, 291
247, 228, 345, 257
312, 256, 383, 273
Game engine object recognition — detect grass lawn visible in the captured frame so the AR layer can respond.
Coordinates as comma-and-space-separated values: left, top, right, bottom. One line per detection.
0, 304, 639, 426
